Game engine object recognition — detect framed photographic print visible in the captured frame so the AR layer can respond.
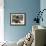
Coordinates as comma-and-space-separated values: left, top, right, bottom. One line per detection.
10, 13, 26, 26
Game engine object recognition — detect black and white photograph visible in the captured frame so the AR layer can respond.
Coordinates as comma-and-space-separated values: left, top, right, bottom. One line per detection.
10, 13, 26, 26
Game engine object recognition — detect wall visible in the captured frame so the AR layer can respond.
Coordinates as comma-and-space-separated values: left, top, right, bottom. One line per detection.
40, 0, 46, 27
4, 0, 40, 42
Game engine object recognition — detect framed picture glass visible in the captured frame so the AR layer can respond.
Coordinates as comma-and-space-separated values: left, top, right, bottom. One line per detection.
10, 13, 26, 26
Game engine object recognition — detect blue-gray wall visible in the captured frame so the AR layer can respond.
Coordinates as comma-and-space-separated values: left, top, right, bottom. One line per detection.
4, 0, 40, 42
40, 0, 46, 27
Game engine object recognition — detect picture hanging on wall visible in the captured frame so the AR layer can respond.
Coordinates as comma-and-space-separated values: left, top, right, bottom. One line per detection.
10, 13, 26, 26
